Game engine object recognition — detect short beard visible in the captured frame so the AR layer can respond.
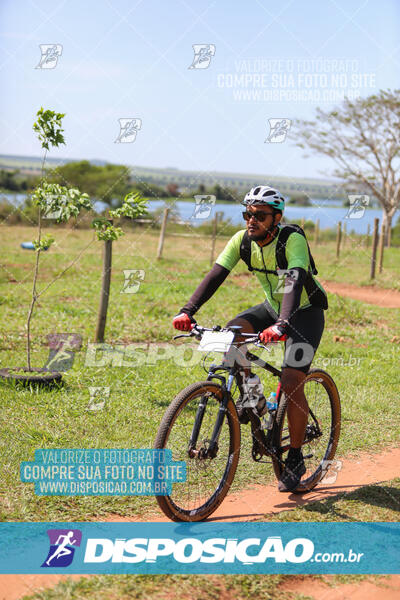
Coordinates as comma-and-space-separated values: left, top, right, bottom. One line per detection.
248, 229, 269, 242
248, 222, 278, 241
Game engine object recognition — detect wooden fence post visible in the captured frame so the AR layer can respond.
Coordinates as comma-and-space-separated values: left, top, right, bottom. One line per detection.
300, 217, 305, 229
314, 219, 319, 245
378, 222, 386, 274
210, 211, 223, 265
336, 222, 342, 259
366, 223, 370, 248
210, 213, 218, 266
95, 237, 112, 343
157, 207, 170, 260
370, 218, 379, 279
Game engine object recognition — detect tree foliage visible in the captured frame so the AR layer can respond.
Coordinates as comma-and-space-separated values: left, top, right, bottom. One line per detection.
49, 161, 131, 205
32, 182, 91, 226
0, 169, 33, 192
288, 191, 311, 206
33, 108, 65, 150
92, 192, 148, 241
133, 181, 169, 198
292, 89, 400, 241
212, 184, 239, 202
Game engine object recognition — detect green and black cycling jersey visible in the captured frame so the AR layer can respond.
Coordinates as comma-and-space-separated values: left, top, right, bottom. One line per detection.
180, 226, 328, 331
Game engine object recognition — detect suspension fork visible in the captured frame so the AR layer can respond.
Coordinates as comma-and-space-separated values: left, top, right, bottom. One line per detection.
188, 392, 208, 452
188, 369, 235, 458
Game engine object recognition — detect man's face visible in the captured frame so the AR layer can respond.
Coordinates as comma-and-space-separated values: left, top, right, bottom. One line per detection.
243, 205, 279, 240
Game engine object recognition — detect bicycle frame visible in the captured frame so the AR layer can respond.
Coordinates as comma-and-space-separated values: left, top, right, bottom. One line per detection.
186, 326, 283, 462
155, 324, 340, 521
179, 323, 323, 463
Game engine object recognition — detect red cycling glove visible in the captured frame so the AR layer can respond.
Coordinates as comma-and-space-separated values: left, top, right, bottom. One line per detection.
173, 313, 195, 332
259, 324, 287, 344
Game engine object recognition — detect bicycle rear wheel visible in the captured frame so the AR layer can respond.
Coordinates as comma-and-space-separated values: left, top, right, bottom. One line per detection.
154, 381, 240, 521
272, 369, 341, 492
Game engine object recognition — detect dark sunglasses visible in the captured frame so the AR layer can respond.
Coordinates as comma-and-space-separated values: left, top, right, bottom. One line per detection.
242, 210, 274, 222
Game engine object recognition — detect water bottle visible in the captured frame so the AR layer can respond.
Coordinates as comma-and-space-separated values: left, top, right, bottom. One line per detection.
264, 392, 277, 430
266, 392, 277, 413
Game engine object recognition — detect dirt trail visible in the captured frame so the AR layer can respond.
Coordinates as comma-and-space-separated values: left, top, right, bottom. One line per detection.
321, 280, 400, 308
210, 446, 400, 522
2, 447, 399, 600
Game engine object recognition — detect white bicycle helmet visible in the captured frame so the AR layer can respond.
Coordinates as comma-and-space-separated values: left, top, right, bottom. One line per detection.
242, 185, 285, 211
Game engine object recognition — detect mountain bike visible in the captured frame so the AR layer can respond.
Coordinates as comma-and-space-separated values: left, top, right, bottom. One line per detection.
154, 324, 341, 522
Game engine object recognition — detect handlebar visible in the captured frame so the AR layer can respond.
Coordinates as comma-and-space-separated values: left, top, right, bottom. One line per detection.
173, 324, 214, 340
173, 324, 269, 349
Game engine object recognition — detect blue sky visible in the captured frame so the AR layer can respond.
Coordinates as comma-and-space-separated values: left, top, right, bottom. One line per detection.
0, 0, 399, 179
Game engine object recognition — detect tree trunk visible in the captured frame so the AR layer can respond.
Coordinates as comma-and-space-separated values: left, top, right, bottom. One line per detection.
26, 207, 42, 370
381, 211, 393, 248
95, 238, 113, 343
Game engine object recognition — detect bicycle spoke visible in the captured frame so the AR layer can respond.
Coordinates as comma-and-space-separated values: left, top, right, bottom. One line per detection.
273, 369, 340, 491
157, 384, 238, 517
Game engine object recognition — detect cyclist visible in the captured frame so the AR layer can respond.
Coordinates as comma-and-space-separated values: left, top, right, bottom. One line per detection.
173, 186, 328, 492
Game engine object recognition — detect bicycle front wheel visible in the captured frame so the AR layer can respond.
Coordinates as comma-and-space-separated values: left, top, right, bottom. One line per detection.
154, 381, 240, 521
272, 368, 341, 492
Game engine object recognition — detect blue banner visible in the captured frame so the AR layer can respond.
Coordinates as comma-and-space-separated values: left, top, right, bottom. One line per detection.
0, 522, 398, 574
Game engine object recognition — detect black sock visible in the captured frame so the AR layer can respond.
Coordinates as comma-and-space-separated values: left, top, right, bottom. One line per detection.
288, 447, 302, 460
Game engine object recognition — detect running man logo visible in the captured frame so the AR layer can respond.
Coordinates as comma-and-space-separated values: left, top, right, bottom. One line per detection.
265, 119, 291, 143
115, 118, 142, 143
345, 195, 369, 219
44, 333, 82, 372
121, 269, 145, 294
275, 269, 299, 294
36, 44, 63, 69
41, 529, 82, 567
87, 386, 110, 411
188, 44, 216, 69
191, 195, 216, 219
321, 459, 343, 484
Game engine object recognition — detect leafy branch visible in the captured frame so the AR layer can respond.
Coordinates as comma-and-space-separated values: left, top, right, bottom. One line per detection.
91, 191, 147, 241
26, 108, 92, 371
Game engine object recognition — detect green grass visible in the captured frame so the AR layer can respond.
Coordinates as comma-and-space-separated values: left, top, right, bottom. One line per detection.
0, 226, 399, 522
313, 239, 400, 290
19, 574, 296, 600
21, 572, 393, 600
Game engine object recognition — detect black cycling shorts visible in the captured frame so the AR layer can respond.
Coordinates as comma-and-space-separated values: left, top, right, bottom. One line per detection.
234, 302, 325, 373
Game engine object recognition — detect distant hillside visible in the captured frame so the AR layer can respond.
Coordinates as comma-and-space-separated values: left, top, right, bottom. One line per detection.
0, 154, 347, 198
0, 154, 107, 172
130, 165, 347, 198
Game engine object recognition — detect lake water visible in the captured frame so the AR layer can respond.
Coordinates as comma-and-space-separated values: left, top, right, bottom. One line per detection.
147, 199, 384, 234
1, 193, 387, 234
